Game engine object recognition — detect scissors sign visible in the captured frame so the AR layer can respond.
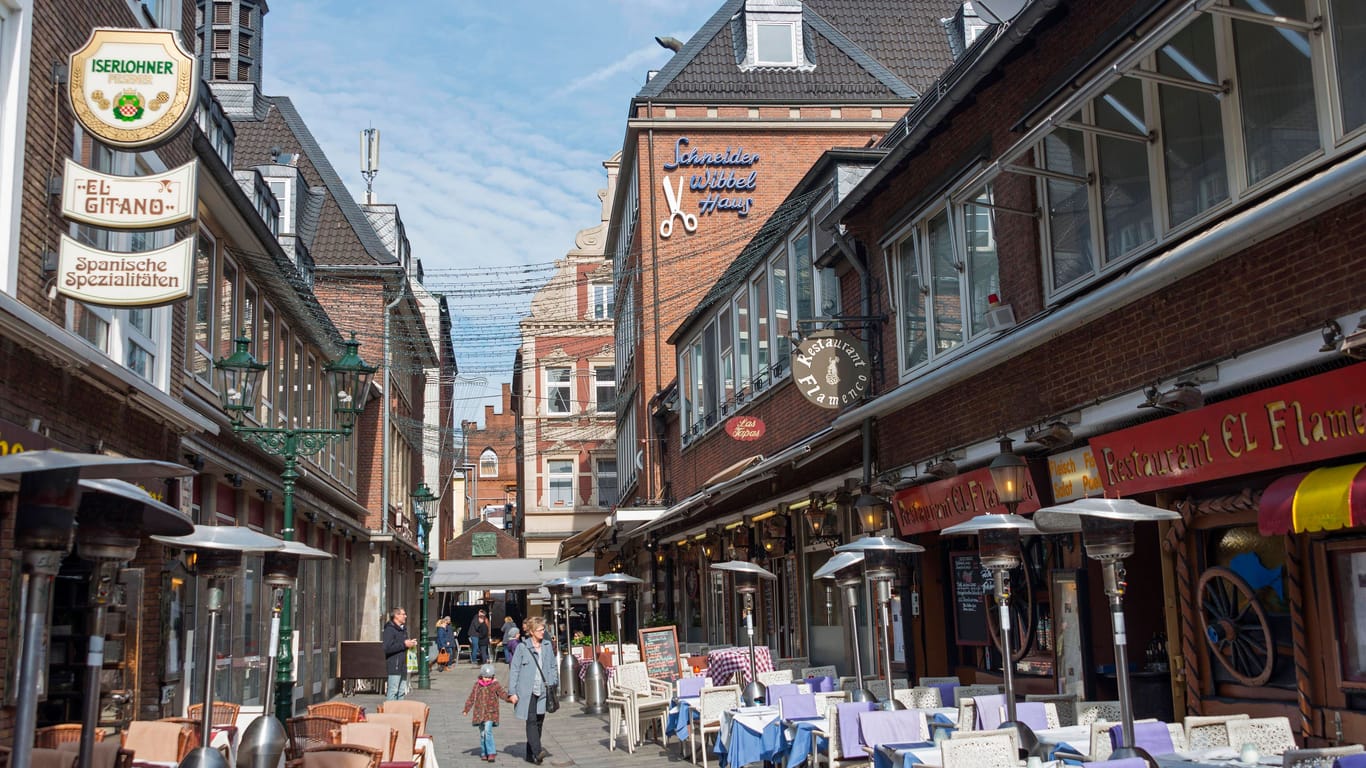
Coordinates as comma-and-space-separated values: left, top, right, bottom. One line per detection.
659, 175, 698, 238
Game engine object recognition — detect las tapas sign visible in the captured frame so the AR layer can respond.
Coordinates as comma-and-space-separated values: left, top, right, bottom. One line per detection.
61, 158, 196, 229
57, 233, 194, 306
725, 416, 766, 441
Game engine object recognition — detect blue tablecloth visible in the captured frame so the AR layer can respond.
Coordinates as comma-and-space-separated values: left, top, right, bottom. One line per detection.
780, 719, 825, 768
871, 741, 933, 768
667, 699, 697, 741
716, 716, 784, 768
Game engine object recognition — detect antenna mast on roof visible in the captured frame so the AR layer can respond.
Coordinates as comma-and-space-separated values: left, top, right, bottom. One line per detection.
360, 127, 380, 204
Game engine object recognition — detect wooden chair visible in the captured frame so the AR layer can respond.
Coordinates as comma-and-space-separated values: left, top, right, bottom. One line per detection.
308, 701, 365, 723
1025, 692, 1078, 726
55, 739, 132, 768
122, 720, 196, 765
940, 732, 1014, 768
287, 716, 348, 766
1184, 713, 1251, 749
691, 685, 741, 768
1282, 744, 1365, 768
363, 713, 422, 768
337, 723, 397, 763
377, 700, 430, 736
1226, 716, 1297, 756
30, 748, 77, 768
302, 744, 383, 768
36, 724, 102, 748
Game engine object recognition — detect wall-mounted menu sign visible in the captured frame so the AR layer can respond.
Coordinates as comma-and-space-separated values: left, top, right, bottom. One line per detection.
951, 552, 990, 647
638, 625, 680, 681
61, 158, 196, 229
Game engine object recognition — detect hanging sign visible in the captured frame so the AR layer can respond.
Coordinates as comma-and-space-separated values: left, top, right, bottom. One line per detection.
1047, 445, 1104, 503
57, 233, 194, 306
792, 330, 870, 409
724, 415, 766, 441
60, 158, 197, 229
68, 28, 198, 149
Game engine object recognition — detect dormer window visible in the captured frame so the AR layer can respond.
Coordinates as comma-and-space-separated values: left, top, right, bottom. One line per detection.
741, 0, 811, 71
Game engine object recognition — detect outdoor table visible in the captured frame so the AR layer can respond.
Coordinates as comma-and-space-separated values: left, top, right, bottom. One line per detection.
773, 715, 826, 768
666, 696, 701, 742
714, 705, 783, 768
1153, 746, 1285, 767
708, 646, 775, 686
416, 735, 441, 768
1034, 723, 1092, 757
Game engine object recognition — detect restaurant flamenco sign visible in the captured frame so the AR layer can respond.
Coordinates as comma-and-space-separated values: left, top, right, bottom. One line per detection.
1089, 364, 1366, 496
891, 467, 1041, 536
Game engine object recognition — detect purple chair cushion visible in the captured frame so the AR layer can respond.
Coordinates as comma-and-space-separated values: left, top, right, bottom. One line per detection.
859, 710, 925, 747
806, 675, 836, 693
1335, 756, 1366, 768
933, 683, 957, 707
1012, 702, 1051, 731
973, 694, 1008, 730
837, 701, 880, 760
1109, 722, 1175, 755
767, 683, 801, 703
1088, 760, 1147, 768
678, 675, 708, 698
780, 693, 819, 720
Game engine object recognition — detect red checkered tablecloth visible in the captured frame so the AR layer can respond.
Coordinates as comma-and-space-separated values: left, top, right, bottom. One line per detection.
707, 646, 773, 685
576, 656, 618, 683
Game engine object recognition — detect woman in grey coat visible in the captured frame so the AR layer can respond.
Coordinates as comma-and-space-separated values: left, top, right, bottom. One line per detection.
507, 616, 558, 764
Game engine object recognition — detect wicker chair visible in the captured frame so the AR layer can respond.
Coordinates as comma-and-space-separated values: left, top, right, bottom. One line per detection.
951, 726, 1021, 756
1025, 692, 1078, 726
775, 656, 810, 673
1082, 718, 1161, 762
308, 702, 365, 723
1282, 744, 1365, 768
691, 685, 741, 768
802, 665, 837, 680
893, 687, 942, 710
287, 716, 348, 767
814, 701, 874, 768
303, 744, 383, 768
36, 724, 102, 748
756, 669, 795, 686
188, 701, 241, 729
122, 720, 196, 764
863, 678, 890, 701
918, 676, 960, 687
941, 732, 1015, 768
1076, 700, 1124, 726
54, 739, 131, 768
1226, 716, 1297, 756
1183, 713, 1252, 749
952, 684, 1002, 706
1001, 701, 1060, 730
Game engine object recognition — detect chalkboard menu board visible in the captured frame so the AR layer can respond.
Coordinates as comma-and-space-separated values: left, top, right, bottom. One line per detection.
951, 552, 990, 646
639, 625, 680, 681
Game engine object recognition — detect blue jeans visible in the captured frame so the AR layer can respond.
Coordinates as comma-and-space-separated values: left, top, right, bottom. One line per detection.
479, 721, 496, 756
386, 673, 406, 700
470, 638, 483, 664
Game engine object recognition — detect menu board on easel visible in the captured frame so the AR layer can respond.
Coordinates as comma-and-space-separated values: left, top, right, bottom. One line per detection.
639, 625, 680, 681
951, 552, 990, 646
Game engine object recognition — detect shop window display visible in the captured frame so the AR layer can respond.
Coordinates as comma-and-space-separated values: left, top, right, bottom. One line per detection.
1198, 525, 1291, 690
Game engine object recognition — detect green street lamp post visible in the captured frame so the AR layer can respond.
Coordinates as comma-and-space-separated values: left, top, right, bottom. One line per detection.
411, 482, 439, 690
215, 331, 376, 724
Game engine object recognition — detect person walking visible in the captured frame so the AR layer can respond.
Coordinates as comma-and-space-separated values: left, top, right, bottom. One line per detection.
436, 617, 456, 671
501, 616, 521, 664
469, 610, 491, 665
464, 663, 516, 762
508, 616, 558, 764
382, 607, 417, 700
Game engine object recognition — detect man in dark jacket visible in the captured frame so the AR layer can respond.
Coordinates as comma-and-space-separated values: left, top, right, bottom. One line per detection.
382, 607, 417, 700
468, 610, 491, 665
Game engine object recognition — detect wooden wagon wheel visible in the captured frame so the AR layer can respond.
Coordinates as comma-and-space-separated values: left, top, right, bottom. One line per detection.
985, 565, 1036, 663
1197, 566, 1274, 686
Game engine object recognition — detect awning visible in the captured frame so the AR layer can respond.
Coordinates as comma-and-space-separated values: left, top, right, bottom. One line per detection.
1259, 463, 1366, 535
431, 558, 544, 591
704, 454, 764, 487
557, 522, 612, 563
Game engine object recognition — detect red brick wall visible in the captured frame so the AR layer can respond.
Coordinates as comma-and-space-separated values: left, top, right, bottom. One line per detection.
446, 520, 521, 560
460, 383, 519, 535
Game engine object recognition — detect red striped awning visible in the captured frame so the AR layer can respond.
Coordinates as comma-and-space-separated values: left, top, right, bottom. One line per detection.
1258, 463, 1366, 535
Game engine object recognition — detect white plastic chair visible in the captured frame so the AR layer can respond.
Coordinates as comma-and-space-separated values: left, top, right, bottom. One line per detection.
940, 732, 1014, 768
1226, 716, 1297, 756
690, 685, 741, 768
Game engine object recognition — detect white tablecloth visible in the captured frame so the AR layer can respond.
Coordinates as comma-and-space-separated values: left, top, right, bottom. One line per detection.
1034, 724, 1091, 748
719, 705, 781, 749
417, 735, 441, 768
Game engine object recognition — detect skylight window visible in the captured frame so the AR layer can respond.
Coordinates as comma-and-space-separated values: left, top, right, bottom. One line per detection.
755, 22, 796, 65
741, 0, 811, 71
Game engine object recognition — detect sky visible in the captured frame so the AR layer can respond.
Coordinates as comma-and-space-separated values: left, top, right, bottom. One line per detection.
261, 0, 719, 428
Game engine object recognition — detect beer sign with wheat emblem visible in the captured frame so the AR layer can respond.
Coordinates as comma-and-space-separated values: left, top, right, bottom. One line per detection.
792, 330, 869, 409
68, 28, 198, 149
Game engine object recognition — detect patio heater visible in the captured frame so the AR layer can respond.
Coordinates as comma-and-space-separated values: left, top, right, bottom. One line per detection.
597, 573, 644, 665
236, 540, 333, 768
834, 535, 924, 711
812, 551, 875, 703
941, 513, 1042, 754
570, 576, 609, 714
151, 525, 285, 768
541, 578, 579, 704
708, 561, 777, 706
73, 479, 194, 768
0, 450, 191, 768
1033, 498, 1180, 760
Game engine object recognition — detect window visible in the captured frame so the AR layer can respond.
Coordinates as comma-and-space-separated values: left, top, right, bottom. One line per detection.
219, 259, 237, 359
546, 366, 571, 414
1, 0, 31, 296
237, 32, 251, 57
596, 459, 617, 508
893, 184, 1001, 375
212, 30, 228, 51
213, 1, 229, 23
1332, 1, 1366, 135
239, 5, 251, 27
718, 306, 734, 407
751, 271, 769, 389
547, 459, 574, 507
1231, 0, 1318, 186
792, 229, 813, 325
479, 448, 498, 478
191, 232, 215, 379
769, 251, 790, 374
276, 324, 291, 426
258, 304, 273, 426
594, 366, 616, 414
1330, 544, 1366, 685
735, 289, 752, 394
755, 22, 795, 65
591, 282, 613, 320
1159, 16, 1228, 228
267, 179, 291, 233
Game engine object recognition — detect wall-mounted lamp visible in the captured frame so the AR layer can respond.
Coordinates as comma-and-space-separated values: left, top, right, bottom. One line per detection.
803, 497, 841, 548
925, 457, 958, 479
184, 453, 205, 472
1139, 382, 1204, 413
1024, 421, 1075, 448
256, 488, 273, 503
853, 487, 891, 535
225, 472, 243, 488
1319, 319, 1344, 352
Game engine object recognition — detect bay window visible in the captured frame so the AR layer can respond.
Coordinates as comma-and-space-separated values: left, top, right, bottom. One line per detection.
769, 251, 790, 374
752, 272, 769, 389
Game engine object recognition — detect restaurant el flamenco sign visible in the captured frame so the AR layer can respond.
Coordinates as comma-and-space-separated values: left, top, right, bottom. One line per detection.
891, 466, 1041, 536
1089, 363, 1366, 496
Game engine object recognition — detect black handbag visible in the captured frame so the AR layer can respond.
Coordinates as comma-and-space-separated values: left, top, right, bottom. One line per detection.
531, 646, 560, 713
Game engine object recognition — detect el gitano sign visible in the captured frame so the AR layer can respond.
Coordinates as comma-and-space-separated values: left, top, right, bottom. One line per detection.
792, 330, 869, 409
68, 28, 197, 149
61, 158, 196, 229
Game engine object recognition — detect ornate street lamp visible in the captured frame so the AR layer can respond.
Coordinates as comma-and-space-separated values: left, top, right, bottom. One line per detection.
709, 560, 777, 705
597, 573, 644, 665
0, 451, 190, 768
835, 534, 924, 710
812, 552, 875, 703
1033, 498, 1180, 760
569, 577, 608, 714
237, 539, 332, 768
942, 513, 1041, 754
853, 487, 891, 536
411, 482, 439, 691
541, 578, 579, 704
214, 331, 375, 722
151, 526, 285, 768
803, 497, 841, 548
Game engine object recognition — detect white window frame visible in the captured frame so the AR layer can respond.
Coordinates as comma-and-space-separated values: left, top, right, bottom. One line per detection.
592, 364, 616, 414
0, 0, 32, 297
546, 457, 575, 508
590, 282, 613, 320
479, 448, 498, 478
741, 2, 810, 71
545, 365, 572, 415
754, 21, 798, 65
595, 458, 617, 508
266, 177, 292, 235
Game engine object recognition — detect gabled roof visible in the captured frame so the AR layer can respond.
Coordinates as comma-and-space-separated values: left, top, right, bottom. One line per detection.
638, 0, 961, 103
228, 95, 398, 266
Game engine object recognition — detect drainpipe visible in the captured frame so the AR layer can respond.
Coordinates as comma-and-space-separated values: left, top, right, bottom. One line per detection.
381, 278, 406, 615
646, 100, 662, 501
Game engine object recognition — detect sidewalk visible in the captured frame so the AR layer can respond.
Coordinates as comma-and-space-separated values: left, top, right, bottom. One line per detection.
336, 660, 690, 768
